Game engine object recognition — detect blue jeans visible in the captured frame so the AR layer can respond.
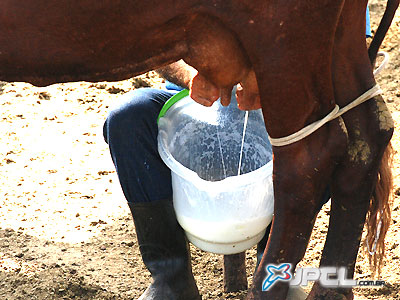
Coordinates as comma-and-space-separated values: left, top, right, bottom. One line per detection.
103, 88, 178, 203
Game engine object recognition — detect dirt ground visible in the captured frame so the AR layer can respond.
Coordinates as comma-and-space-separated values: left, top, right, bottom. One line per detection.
0, 2, 399, 299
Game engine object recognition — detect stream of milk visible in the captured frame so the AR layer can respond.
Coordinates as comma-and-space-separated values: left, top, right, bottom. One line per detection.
237, 110, 249, 175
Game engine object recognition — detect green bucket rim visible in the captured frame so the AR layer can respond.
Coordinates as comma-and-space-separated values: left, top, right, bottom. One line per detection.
157, 89, 189, 124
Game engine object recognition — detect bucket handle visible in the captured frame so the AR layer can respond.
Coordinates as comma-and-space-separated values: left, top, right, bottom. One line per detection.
157, 89, 189, 123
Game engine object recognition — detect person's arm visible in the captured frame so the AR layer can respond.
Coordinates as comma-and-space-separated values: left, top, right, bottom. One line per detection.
155, 60, 196, 89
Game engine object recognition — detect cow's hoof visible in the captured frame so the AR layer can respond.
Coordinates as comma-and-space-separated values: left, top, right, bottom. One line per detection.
287, 286, 308, 300
307, 283, 353, 300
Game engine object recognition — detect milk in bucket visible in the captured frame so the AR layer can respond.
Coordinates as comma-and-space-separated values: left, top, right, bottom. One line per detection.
157, 89, 274, 254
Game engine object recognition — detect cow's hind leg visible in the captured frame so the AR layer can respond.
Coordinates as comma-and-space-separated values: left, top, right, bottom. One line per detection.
308, 95, 393, 300
249, 117, 348, 300
223, 253, 248, 292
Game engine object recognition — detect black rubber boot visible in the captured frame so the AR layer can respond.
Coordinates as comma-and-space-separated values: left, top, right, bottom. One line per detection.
128, 199, 201, 300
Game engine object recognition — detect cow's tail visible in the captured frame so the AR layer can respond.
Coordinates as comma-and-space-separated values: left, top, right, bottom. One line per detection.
368, 0, 399, 66
365, 142, 393, 275
364, 0, 397, 275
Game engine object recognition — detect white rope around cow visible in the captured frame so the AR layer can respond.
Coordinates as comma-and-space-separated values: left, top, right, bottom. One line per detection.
373, 51, 389, 76
269, 84, 382, 146
269, 52, 389, 147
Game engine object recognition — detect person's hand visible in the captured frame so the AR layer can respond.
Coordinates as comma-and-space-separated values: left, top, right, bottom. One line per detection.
189, 72, 218, 107
189, 72, 232, 107
236, 70, 261, 111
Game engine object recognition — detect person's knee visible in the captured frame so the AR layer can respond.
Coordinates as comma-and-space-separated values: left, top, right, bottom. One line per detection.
103, 88, 165, 143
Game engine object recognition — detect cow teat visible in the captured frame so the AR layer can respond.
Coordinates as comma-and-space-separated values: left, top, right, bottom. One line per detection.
183, 13, 260, 109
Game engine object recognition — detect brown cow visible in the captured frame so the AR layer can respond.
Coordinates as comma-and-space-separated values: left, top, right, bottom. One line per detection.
1, 1, 398, 299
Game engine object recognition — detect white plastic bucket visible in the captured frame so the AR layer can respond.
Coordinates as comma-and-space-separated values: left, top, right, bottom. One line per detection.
157, 90, 274, 254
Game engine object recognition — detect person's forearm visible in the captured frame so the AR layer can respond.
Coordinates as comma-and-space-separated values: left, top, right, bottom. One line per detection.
155, 60, 197, 89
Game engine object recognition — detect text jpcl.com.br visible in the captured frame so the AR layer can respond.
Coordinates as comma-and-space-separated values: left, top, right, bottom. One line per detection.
262, 263, 385, 291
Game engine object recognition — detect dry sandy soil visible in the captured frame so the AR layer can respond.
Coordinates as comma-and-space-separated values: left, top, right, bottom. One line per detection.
0, 1, 399, 299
